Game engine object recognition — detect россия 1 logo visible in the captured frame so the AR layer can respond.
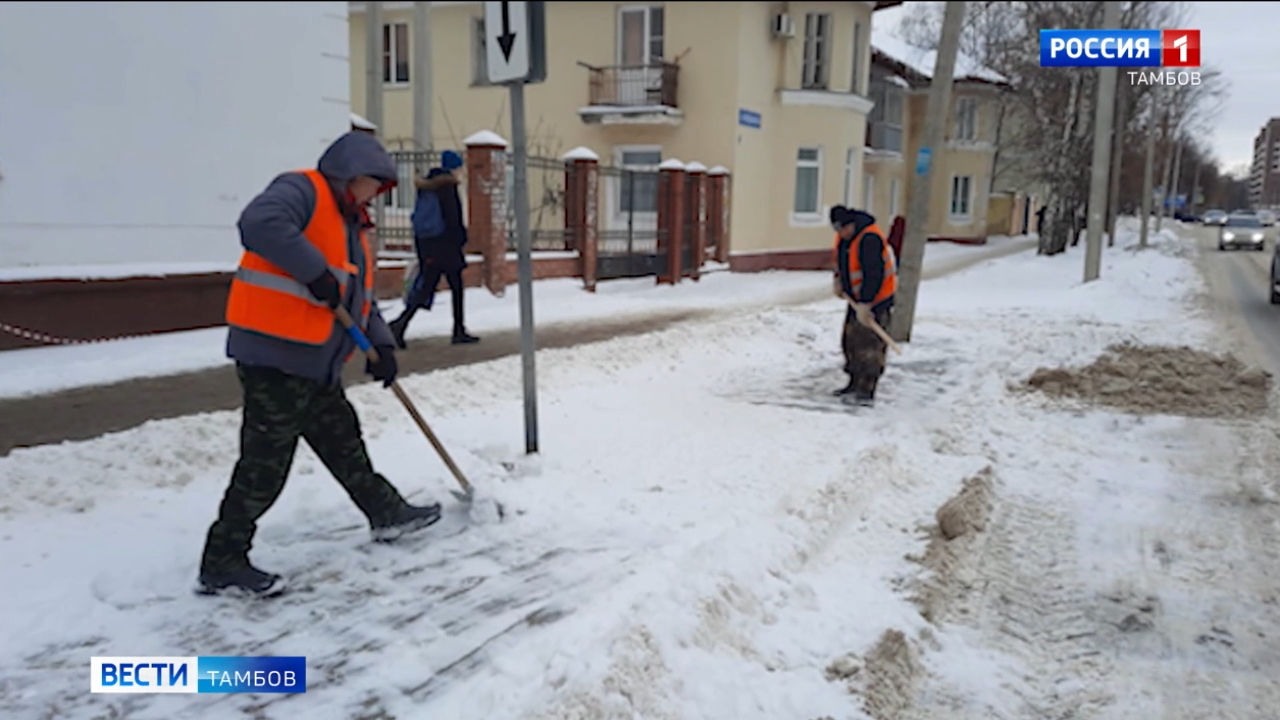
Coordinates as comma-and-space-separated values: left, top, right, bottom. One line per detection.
1040, 29, 1201, 85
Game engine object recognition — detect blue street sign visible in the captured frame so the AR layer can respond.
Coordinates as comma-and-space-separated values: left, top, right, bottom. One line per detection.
738, 109, 761, 129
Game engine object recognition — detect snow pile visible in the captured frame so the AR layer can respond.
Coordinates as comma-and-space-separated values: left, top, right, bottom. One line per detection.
6, 218, 1265, 718
1024, 343, 1271, 419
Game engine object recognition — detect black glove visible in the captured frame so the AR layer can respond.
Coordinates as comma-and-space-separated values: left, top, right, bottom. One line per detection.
306, 271, 341, 309
366, 345, 398, 388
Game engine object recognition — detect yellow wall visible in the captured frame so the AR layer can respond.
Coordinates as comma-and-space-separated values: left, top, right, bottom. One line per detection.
351, 1, 881, 256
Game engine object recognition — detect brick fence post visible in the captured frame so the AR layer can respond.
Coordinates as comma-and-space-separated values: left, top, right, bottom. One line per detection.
562, 146, 601, 292
707, 166, 731, 264
684, 161, 707, 281
464, 130, 510, 296
656, 158, 686, 285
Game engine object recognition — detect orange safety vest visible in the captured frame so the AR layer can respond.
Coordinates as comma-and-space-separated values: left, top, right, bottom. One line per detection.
225, 169, 374, 346
833, 224, 898, 305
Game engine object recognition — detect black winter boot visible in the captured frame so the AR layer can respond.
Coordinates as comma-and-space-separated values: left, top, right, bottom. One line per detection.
371, 501, 443, 542
197, 564, 286, 598
389, 313, 413, 350
451, 328, 479, 345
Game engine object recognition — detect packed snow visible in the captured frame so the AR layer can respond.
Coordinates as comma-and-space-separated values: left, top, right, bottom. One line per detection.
0, 238, 1029, 400
6, 220, 1275, 718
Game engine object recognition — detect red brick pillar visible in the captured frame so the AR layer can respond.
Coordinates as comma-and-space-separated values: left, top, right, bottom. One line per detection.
656, 159, 686, 285
708, 166, 731, 264
562, 146, 601, 292
464, 130, 510, 297
684, 161, 707, 281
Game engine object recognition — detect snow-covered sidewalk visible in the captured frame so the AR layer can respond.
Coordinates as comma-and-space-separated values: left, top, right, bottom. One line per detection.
0, 236, 1033, 400
8, 222, 1274, 720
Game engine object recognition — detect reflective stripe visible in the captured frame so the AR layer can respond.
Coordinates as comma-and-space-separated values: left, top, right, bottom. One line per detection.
235, 267, 338, 308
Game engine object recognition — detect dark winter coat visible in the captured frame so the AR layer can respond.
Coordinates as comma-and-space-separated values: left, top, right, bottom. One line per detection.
886, 216, 905, 260
225, 131, 398, 387
414, 167, 468, 273
836, 209, 894, 313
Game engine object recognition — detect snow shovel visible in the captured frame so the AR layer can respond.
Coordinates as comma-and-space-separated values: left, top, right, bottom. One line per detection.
333, 306, 491, 512
843, 297, 903, 355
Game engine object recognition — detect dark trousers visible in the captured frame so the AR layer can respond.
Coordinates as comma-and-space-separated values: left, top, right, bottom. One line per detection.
841, 304, 894, 398
200, 365, 407, 574
401, 261, 466, 334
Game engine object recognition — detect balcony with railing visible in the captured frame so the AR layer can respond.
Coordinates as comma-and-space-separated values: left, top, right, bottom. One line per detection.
577, 61, 683, 126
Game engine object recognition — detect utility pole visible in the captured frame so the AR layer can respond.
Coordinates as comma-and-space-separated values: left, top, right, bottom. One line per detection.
1106, 79, 1126, 246
1156, 110, 1174, 232
1190, 153, 1202, 216
1139, 92, 1158, 248
1083, 0, 1120, 282
1169, 129, 1184, 220
890, 0, 965, 343
412, 2, 433, 151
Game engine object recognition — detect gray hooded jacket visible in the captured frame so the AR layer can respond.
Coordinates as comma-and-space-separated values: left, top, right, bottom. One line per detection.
226, 132, 399, 386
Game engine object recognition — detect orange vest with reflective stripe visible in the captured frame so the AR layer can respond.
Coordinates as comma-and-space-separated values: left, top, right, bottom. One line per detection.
833, 224, 898, 305
225, 169, 374, 346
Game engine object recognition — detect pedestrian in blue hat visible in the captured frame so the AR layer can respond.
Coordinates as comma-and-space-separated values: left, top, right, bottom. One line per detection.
390, 149, 480, 346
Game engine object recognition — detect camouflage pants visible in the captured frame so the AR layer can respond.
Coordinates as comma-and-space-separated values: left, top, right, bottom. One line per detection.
841, 304, 893, 398
200, 364, 408, 574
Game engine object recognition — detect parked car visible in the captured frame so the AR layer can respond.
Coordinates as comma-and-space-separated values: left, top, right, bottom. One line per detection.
1174, 210, 1201, 222
1203, 209, 1228, 226
1259, 209, 1277, 226
1219, 214, 1267, 251
1271, 245, 1280, 304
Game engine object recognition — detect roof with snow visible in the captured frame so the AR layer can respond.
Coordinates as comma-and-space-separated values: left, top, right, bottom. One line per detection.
870, 28, 1007, 86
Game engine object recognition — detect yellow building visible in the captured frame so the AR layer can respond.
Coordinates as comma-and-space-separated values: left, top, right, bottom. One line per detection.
864, 30, 1007, 243
349, 1, 903, 271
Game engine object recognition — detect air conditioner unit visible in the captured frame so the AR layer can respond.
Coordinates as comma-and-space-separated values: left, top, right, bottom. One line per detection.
771, 13, 795, 39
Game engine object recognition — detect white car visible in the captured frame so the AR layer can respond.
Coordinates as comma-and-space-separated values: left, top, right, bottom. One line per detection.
1259, 209, 1277, 227
1203, 209, 1228, 226
1219, 214, 1267, 251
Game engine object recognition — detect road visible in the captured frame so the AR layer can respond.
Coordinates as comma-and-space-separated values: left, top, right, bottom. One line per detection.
1185, 220, 1280, 375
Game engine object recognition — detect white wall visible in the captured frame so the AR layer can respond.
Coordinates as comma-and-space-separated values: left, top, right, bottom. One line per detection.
0, 1, 351, 271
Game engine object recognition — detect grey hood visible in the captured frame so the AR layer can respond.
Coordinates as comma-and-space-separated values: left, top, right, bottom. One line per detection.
317, 131, 398, 186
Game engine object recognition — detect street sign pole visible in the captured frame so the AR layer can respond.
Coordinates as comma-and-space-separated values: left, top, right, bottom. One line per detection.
483, 1, 546, 454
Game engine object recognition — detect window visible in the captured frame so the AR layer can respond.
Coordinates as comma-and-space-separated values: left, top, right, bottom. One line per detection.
851, 21, 863, 94
843, 148, 856, 206
383, 22, 410, 85
619, 6, 664, 64
889, 178, 900, 217
950, 175, 973, 217
802, 13, 831, 89
471, 17, 489, 85
954, 97, 977, 141
617, 147, 662, 214
863, 175, 874, 213
867, 78, 904, 152
793, 147, 822, 216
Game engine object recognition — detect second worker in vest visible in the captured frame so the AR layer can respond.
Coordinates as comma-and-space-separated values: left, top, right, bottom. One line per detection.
831, 205, 899, 406
198, 131, 444, 599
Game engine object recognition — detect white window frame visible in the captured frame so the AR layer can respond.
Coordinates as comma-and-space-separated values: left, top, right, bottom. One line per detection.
950, 175, 974, 220
792, 146, 824, 224
801, 13, 831, 90
608, 144, 663, 230
617, 5, 665, 65
863, 174, 875, 215
954, 96, 977, 141
851, 21, 864, 94
889, 178, 900, 217
383, 21, 410, 86
843, 147, 856, 206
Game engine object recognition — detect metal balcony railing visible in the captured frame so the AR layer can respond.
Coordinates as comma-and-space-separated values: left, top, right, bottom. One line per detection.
583, 62, 679, 109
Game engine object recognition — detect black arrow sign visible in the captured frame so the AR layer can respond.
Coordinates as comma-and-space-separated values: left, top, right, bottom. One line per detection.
497, 1, 517, 62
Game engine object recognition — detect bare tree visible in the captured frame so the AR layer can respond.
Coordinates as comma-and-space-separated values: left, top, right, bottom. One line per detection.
899, 1, 1226, 253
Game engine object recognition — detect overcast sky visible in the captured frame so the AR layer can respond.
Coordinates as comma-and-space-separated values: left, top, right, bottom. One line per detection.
876, 2, 1274, 175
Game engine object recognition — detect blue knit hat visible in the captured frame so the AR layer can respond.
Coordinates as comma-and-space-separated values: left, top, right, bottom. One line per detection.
441, 150, 463, 170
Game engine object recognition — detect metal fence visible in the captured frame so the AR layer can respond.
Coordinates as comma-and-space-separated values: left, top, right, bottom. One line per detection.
505, 155, 571, 252
378, 150, 440, 256
596, 164, 663, 279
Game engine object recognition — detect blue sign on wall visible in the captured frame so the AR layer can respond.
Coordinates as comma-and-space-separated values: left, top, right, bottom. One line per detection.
915, 147, 933, 176
738, 109, 762, 129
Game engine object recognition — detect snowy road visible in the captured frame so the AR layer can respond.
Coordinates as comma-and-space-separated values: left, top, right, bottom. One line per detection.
7, 224, 1278, 719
